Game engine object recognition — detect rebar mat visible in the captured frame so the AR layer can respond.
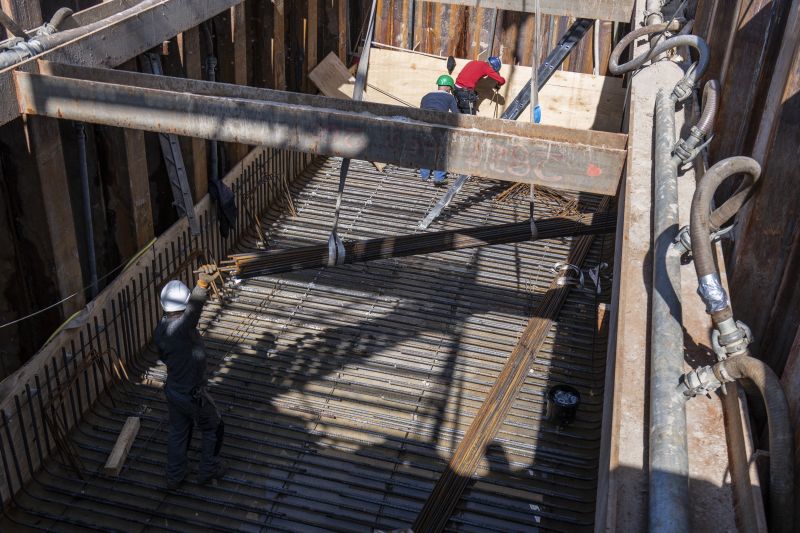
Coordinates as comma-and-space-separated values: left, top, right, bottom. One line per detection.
1, 159, 612, 532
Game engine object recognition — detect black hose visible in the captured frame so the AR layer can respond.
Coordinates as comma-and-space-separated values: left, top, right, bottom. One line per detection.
713, 355, 794, 533
689, 157, 760, 281
48, 7, 74, 30
0, 10, 28, 40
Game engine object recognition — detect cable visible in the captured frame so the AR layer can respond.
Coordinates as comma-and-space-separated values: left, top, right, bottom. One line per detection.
0, 239, 189, 331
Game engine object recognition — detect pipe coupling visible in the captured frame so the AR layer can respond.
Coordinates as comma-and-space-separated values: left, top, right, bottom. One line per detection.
712, 320, 752, 360
681, 365, 723, 397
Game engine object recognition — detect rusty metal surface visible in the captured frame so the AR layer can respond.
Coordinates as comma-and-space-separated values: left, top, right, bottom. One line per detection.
0, 158, 612, 531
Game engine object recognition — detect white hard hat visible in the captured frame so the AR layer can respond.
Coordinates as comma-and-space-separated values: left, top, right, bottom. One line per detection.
160, 280, 190, 312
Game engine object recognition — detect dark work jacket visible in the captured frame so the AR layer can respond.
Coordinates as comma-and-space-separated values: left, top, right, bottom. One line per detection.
420, 91, 460, 114
153, 286, 208, 395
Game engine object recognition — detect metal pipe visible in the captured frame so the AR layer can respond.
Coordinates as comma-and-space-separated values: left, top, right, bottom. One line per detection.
0, 0, 157, 69
201, 21, 219, 184
75, 123, 98, 299
649, 89, 689, 533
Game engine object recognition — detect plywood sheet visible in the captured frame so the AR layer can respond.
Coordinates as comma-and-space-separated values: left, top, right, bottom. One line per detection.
310, 49, 625, 133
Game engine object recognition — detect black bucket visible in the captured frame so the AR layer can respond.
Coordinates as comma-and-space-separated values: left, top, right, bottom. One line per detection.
546, 384, 581, 427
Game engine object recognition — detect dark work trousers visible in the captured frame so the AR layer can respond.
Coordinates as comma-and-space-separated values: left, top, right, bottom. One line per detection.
453, 87, 479, 115
165, 386, 222, 483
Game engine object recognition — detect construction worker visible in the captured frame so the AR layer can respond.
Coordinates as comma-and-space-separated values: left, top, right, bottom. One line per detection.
419, 74, 460, 186
153, 265, 226, 490
454, 56, 506, 115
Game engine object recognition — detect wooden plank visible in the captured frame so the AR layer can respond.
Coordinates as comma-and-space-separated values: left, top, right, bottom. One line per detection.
312, 48, 626, 132
338, 0, 348, 64
0, 0, 241, 127
26, 116, 85, 317
103, 416, 141, 476
274, 0, 287, 90
232, 3, 251, 163
18, 63, 627, 195
0, 0, 42, 33
307, 0, 319, 83
123, 129, 155, 249
182, 26, 209, 202
421, 0, 634, 22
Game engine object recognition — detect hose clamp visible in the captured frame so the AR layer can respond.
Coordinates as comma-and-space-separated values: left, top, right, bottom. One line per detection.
681, 365, 722, 397
674, 225, 692, 255
672, 62, 698, 102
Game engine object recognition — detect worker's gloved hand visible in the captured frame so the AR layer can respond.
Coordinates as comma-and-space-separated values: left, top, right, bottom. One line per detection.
196, 264, 219, 289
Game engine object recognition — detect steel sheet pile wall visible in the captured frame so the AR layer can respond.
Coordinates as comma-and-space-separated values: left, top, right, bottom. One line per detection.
0, 147, 313, 506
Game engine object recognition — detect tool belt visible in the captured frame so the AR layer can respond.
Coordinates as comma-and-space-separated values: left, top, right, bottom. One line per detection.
453, 87, 479, 115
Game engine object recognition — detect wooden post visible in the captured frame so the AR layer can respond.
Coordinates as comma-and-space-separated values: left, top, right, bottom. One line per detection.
122, 129, 155, 250
274, 0, 286, 90
307, 0, 319, 92
26, 117, 85, 315
0, 0, 42, 33
232, 3, 251, 162
338, 0, 347, 65
181, 26, 209, 202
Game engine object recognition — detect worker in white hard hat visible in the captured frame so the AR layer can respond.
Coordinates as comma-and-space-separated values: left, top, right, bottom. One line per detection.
152, 265, 225, 490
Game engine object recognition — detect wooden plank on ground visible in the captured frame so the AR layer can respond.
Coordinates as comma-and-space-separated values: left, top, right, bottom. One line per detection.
311, 48, 625, 132
421, 0, 634, 22
103, 416, 140, 476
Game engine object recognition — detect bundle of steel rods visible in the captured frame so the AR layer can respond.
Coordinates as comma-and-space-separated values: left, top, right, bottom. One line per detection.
221, 211, 616, 278
412, 197, 612, 533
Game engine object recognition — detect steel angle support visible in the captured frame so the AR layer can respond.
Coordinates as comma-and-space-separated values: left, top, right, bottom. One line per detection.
14, 62, 626, 193
140, 53, 200, 235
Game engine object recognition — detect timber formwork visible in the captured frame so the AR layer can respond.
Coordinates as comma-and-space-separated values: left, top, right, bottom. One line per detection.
0, 158, 612, 532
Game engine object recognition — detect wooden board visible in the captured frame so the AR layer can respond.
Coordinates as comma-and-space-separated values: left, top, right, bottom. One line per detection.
310, 49, 625, 133
420, 0, 635, 22
103, 417, 140, 476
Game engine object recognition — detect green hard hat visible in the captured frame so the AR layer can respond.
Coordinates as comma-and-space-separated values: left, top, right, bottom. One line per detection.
436, 74, 455, 88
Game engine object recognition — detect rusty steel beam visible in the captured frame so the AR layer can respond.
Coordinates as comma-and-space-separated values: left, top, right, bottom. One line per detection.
14, 62, 627, 194
0, 0, 243, 126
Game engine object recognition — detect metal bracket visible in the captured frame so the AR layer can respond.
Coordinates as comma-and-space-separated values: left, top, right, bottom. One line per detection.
141, 52, 200, 236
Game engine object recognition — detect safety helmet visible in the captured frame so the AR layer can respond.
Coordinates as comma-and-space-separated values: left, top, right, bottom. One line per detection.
160, 280, 190, 313
488, 56, 501, 72
436, 74, 455, 88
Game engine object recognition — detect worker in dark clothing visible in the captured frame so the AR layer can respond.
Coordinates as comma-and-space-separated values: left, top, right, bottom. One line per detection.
153, 265, 226, 490
419, 74, 460, 185
454, 56, 506, 115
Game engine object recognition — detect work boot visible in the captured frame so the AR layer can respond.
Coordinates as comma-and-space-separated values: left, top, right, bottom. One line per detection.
197, 460, 228, 485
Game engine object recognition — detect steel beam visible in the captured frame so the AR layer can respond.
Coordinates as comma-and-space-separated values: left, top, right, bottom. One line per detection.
421, 0, 634, 22
14, 62, 627, 194
0, 0, 243, 126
